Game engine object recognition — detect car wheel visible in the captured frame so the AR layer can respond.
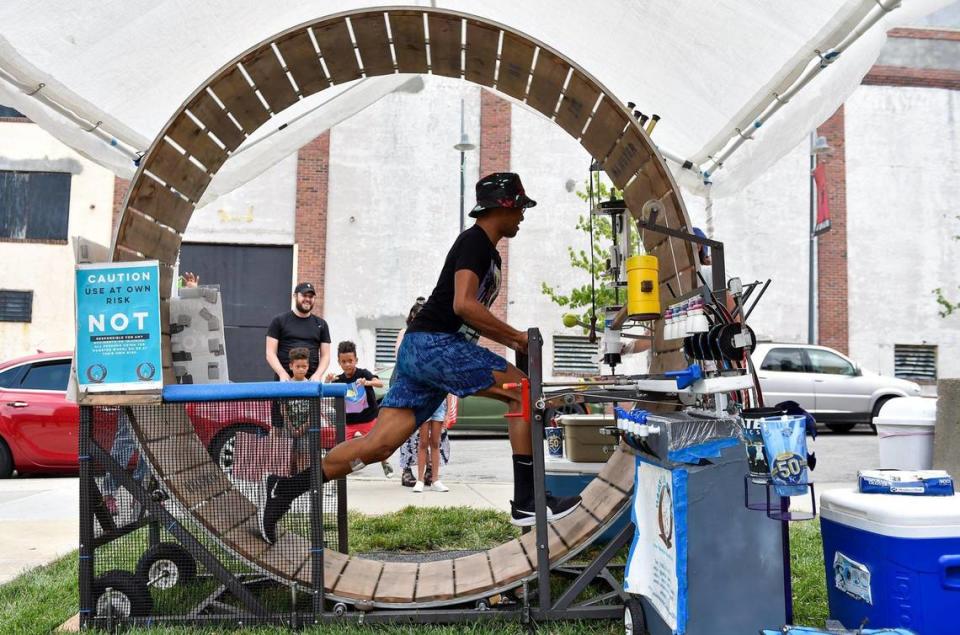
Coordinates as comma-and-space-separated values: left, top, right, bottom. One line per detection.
208, 424, 263, 475
825, 423, 856, 434
135, 542, 196, 590
93, 570, 153, 618
0, 439, 12, 478
870, 396, 897, 434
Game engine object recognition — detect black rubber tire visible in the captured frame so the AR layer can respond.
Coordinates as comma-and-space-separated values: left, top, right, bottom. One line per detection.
624, 597, 648, 634
208, 424, 263, 474
0, 438, 13, 478
870, 396, 898, 434
135, 542, 196, 590
93, 569, 153, 618
825, 422, 857, 434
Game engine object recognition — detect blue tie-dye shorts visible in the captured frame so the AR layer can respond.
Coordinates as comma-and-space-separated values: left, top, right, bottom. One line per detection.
381, 331, 508, 426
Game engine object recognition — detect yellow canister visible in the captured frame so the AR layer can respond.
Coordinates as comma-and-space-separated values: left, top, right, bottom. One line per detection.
626, 255, 661, 320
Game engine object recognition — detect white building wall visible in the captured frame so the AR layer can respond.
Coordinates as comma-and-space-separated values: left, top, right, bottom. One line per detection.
845, 85, 960, 377
183, 153, 297, 245
508, 105, 626, 378
0, 122, 115, 360
322, 77, 481, 372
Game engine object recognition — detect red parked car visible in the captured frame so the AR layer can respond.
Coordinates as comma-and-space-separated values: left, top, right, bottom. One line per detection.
0, 351, 273, 477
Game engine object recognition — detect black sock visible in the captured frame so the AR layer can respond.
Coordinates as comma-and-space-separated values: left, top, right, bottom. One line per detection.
512, 454, 534, 507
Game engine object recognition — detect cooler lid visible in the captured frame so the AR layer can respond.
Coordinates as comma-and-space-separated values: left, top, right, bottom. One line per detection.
872, 396, 937, 427
820, 488, 960, 538
557, 414, 613, 426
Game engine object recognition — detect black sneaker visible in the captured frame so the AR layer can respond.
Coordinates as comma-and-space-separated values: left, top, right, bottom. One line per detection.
258, 474, 281, 544
510, 493, 582, 527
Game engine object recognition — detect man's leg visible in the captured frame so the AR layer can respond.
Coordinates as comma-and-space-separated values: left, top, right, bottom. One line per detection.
260, 407, 418, 543
322, 408, 416, 480
473, 363, 580, 526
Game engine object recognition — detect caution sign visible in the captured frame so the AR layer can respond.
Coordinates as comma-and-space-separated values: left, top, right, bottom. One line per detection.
75, 261, 163, 393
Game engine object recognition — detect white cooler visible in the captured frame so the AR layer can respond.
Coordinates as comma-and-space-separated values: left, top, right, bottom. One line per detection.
873, 397, 937, 470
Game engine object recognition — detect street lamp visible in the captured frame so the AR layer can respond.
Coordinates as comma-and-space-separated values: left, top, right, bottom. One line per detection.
808, 133, 831, 344
453, 98, 477, 233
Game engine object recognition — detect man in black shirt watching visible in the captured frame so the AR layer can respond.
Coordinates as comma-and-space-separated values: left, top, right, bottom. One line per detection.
265, 282, 331, 382
259, 173, 580, 543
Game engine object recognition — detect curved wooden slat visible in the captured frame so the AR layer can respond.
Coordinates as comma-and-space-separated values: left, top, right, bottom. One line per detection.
351, 14, 394, 75
166, 114, 228, 175
209, 66, 270, 133
497, 32, 535, 100
427, 14, 462, 78
186, 90, 245, 151
464, 20, 498, 86
276, 30, 329, 96
390, 12, 428, 74
527, 48, 568, 117
556, 72, 600, 138
313, 20, 362, 84
243, 47, 298, 113
374, 562, 418, 603
580, 97, 628, 161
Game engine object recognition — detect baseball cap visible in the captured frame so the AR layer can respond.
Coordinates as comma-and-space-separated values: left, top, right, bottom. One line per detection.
294, 282, 316, 295
469, 172, 537, 218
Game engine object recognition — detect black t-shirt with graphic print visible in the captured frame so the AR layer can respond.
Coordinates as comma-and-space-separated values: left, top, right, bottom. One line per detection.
266, 311, 331, 378
408, 224, 501, 341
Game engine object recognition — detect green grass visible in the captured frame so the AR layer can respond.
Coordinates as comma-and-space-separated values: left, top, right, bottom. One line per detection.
0, 508, 829, 634
790, 520, 829, 627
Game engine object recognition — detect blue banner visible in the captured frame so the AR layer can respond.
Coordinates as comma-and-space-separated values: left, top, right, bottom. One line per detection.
75, 261, 163, 393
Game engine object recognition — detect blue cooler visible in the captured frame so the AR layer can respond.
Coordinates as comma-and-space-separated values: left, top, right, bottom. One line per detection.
820, 489, 960, 634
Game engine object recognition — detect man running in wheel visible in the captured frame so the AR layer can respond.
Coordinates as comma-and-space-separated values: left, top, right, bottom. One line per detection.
259, 172, 581, 543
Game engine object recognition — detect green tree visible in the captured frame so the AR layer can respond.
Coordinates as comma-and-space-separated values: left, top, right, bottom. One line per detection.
540, 176, 640, 330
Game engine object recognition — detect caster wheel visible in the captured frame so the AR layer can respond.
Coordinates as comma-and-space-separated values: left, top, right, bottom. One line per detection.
476, 598, 490, 611
93, 570, 153, 618
333, 602, 348, 616
135, 543, 196, 590
624, 597, 647, 635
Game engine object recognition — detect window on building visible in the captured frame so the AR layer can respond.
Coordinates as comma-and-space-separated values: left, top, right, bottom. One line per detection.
20, 360, 71, 391
894, 344, 937, 382
759, 347, 809, 373
807, 348, 856, 376
0, 290, 33, 322
375, 327, 402, 367
0, 105, 26, 119
0, 171, 71, 241
553, 335, 600, 375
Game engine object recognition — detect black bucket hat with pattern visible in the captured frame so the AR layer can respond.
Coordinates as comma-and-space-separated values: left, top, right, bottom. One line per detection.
469, 172, 537, 217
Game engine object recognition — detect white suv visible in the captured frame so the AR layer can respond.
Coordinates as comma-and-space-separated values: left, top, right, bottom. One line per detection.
751, 343, 923, 433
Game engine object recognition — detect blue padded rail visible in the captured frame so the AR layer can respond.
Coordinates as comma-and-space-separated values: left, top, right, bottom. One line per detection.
162, 381, 348, 402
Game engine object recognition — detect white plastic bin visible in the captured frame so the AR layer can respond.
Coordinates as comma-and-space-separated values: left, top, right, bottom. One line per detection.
873, 397, 937, 470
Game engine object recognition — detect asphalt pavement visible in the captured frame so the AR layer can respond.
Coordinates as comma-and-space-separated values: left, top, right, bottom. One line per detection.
0, 427, 880, 585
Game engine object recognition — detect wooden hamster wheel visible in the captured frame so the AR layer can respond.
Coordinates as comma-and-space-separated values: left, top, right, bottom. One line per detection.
112, 6, 698, 606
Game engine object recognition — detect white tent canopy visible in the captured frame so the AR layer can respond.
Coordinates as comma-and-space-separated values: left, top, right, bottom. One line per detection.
0, 0, 949, 201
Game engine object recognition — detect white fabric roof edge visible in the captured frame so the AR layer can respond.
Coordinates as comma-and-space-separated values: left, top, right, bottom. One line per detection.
0, 0, 952, 204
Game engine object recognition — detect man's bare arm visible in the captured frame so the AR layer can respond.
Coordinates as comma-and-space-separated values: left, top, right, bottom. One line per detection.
311, 342, 331, 382
452, 270, 527, 353
265, 336, 289, 380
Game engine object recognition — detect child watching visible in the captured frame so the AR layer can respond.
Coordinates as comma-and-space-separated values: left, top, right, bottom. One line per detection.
283, 347, 312, 473
325, 341, 392, 477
